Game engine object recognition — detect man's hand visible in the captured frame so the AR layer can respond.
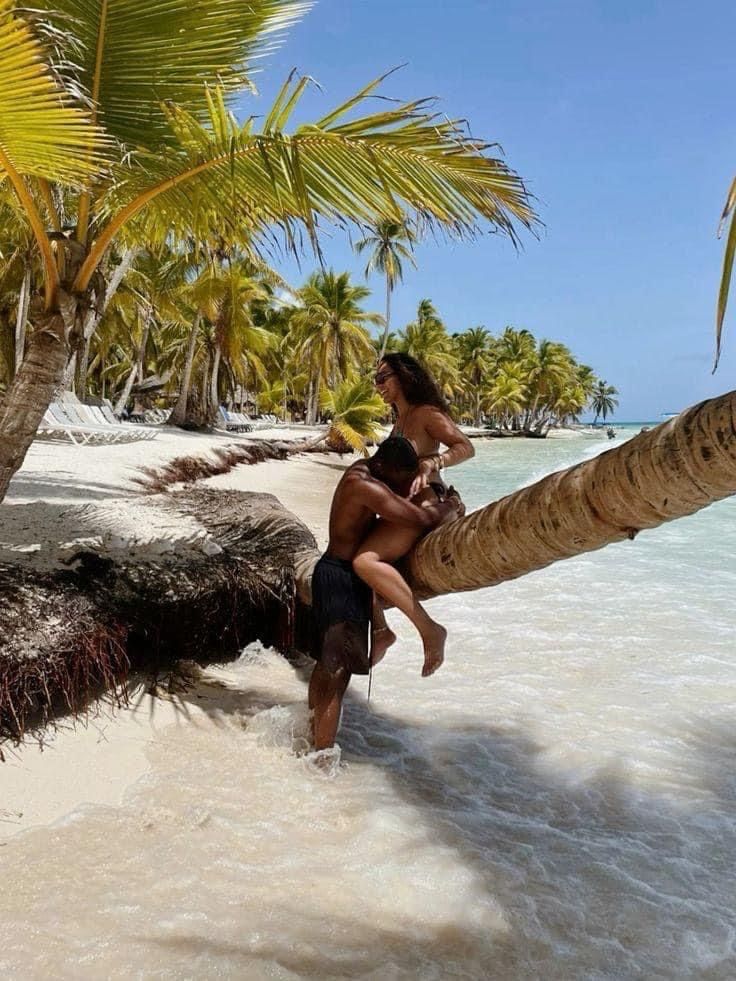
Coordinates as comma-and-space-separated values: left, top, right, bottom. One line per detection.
433, 487, 465, 527
445, 486, 466, 518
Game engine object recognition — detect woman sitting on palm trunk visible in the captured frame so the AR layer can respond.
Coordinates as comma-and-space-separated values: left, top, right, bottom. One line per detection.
352, 353, 474, 676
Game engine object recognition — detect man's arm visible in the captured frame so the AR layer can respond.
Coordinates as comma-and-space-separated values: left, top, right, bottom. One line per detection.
359, 476, 460, 530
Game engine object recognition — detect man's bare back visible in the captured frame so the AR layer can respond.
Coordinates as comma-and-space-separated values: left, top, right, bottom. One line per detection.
327, 461, 405, 561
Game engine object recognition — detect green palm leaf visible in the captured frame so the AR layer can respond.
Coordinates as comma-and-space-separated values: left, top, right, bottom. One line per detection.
320, 375, 385, 455
714, 175, 736, 371
81, 77, 537, 283
0, 0, 107, 185
34, 0, 310, 151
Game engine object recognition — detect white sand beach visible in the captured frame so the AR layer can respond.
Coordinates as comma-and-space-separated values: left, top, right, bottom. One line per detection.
0, 425, 349, 840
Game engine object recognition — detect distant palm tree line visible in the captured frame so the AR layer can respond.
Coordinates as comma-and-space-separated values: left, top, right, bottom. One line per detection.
0, 243, 616, 438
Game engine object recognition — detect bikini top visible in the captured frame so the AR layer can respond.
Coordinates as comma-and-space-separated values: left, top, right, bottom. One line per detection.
390, 405, 442, 475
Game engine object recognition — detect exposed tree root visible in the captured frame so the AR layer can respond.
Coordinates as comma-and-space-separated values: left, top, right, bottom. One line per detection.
0, 489, 317, 749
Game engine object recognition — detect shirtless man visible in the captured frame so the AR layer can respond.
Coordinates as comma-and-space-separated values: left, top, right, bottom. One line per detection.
308, 437, 462, 751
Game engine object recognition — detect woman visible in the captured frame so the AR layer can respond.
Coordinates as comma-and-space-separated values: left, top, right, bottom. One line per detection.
352, 353, 474, 676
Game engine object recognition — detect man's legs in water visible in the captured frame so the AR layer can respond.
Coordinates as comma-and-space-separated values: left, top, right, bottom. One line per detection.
308, 661, 351, 750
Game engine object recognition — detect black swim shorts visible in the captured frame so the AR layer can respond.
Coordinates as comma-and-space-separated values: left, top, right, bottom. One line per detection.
311, 554, 372, 676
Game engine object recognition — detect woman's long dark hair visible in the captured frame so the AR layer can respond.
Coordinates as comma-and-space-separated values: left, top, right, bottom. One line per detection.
380, 352, 449, 413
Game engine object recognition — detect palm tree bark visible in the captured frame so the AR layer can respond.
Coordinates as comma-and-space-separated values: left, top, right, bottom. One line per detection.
406, 391, 736, 598
377, 275, 391, 362
0, 305, 71, 501
13, 267, 31, 377
113, 364, 138, 418
169, 314, 201, 428
209, 345, 222, 422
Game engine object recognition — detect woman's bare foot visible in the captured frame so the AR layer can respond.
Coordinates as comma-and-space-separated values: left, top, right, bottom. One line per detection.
371, 625, 396, 666
421, 623, 447, 677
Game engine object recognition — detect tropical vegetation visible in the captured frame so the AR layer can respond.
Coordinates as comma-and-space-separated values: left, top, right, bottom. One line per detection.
0, 0, 539, 502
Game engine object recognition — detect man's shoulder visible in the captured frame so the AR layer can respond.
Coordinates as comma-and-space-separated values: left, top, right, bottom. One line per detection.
339, 461, 374, 490
341, 462, 386, 496
343, 459, 371, 479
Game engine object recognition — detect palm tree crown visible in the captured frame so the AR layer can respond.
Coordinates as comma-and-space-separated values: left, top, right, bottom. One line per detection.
590, 380, 619, 423
354, 219, 416, 360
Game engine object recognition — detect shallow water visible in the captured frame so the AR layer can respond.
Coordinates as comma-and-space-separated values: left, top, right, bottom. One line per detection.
2, 427, 735, 979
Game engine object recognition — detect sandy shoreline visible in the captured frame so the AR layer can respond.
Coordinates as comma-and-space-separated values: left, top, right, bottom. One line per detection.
0, 424, 350, 840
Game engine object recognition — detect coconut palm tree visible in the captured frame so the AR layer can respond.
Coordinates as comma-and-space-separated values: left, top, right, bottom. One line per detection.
590, 380, 619, 424
354, 219, 416, 361
524, 340, 577, 433
715, 175, 735, 370
0, 0, 536, 502
399, 300, 459, 397
317, 376, 385, 454
455, 326, 493, 425
483, 364, 527, 430
290, 270, 380, 422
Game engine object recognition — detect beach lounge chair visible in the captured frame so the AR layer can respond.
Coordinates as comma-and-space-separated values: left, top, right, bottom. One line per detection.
83, 404, 155, 441
60, 393, 157, 442
39, 403, 121, 445
46, 394, 157, 443
229, 411, 253, 432
218, 406, 252, 433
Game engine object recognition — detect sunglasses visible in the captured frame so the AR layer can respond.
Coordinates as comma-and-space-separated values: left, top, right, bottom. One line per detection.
374, 371, 395, 385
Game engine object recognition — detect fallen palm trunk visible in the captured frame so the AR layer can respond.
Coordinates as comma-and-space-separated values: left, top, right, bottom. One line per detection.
407, 391, 736, 597
0, 489, 316, 744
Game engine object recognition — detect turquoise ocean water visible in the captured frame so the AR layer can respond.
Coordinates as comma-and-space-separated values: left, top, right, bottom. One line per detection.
0, 424, 734, 979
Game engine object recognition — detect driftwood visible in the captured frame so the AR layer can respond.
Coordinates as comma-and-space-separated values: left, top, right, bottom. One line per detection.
0, 488, 317, 745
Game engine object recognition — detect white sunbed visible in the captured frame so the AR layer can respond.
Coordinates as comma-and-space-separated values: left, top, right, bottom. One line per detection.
218, 406, 252, 433
36, 398, 156, 445
84, 403, 157, 442
60, 393, 157, 442
39, 403, 121, 445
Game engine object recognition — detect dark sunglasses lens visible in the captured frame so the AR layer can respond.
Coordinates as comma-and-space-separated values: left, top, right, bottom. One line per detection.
375, 372, 391, 384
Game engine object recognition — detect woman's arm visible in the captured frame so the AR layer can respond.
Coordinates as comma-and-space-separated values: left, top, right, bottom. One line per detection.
409, 406, 474, 495
422, 406, 475, 466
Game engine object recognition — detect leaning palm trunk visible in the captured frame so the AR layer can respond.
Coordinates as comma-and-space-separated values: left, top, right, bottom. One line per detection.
407, 391, 736, 598
209, 346, 222, 421
13, 267, 31, 377
0, 306, 72, 500
113, 364, 138, 418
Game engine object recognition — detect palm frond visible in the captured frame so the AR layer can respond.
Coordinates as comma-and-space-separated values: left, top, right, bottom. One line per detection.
80, 76, 538, 285
0, 0, 108, 185
714, 175, 736, 371
34, 0, 310, 151
320, 375, 385, 454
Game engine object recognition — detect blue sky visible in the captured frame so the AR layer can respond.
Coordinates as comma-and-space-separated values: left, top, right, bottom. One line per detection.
237, 1, 736, 420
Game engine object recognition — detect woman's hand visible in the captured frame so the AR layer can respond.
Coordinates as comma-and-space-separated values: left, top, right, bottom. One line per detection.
409, 457, 437, 498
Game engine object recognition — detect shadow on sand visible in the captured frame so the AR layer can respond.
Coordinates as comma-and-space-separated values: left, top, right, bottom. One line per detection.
140, 656, 736, 980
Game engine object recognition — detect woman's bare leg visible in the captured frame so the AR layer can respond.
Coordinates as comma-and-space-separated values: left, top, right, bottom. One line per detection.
354, 521, 446, 677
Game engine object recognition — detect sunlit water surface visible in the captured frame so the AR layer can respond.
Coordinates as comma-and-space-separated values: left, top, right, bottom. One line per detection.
2, 426, 735, 979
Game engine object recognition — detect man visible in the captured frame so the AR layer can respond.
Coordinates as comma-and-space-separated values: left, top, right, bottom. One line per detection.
308, 437, 463, 750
